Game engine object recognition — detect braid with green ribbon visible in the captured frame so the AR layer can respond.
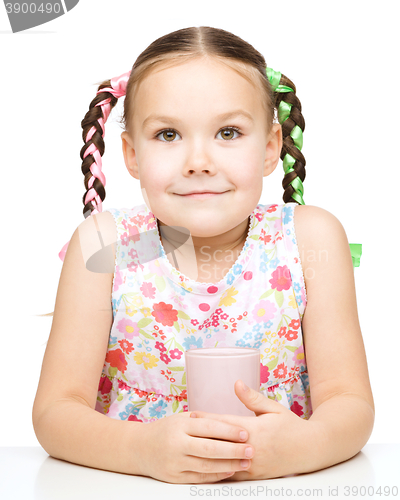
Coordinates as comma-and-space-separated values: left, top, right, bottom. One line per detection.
266, 67, 362, 268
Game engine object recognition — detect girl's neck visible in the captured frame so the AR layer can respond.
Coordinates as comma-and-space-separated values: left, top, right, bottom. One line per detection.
157, 217, 250, 282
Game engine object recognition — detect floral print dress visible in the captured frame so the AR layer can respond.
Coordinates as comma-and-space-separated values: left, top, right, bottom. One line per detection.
95, 202, 312, 422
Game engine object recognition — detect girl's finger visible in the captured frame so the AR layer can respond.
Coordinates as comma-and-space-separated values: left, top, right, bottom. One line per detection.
190, 411, 244, 426
184, 454, 251, 474
181, 470, 236, 484
188, 417, 249, 443
187, 435, 253, 461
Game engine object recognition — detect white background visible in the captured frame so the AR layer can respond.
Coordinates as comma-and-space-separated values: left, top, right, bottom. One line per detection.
0, 0, 398, 446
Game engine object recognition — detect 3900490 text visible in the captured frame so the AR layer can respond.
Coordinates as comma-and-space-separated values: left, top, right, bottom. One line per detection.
5, 3, 62, 14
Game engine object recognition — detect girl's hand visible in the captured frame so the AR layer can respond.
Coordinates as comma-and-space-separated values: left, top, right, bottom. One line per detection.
138, 409, 255, 484
191, 380, 315, 481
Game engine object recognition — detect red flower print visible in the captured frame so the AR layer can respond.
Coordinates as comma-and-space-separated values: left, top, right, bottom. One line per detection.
180, 390, 187, 399
152, 302, 179, 327
105, 348, 127, 373
266, 204, 278, 213
155, 341, 167, 353
288, 319, 301, 330
273, 362, 287, 379
285, 330, 298, 342
278, 326, 287, 338
170, 348, 183, 360
260, 363, 270, 383
98, 375, 112, 395
191, 319, 199, 326
290, 401, 304, 417
118, 339, 134, 354
160, 352, 171, 364
134, 388, 148, 398
117, 380, 130, 391
260, 228, 272, 245
269, 265, 292, 291
128, 415, 143, 422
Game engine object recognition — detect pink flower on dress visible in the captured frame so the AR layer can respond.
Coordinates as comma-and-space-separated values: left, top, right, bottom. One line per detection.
260, 363, 270, 383
147, 259, 164, 277
113, 265, 123, 292
140, 281, 156, 299
155, 341, 167, 353
274, 218, 282, 232
170, 348, 183, 360
292, 345, 305, 366
252, 300, 277, 323
160, 352, 171, 364
117, 318, 140, 339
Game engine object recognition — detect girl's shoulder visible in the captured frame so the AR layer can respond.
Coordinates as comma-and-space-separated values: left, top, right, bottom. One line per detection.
292, 204, 352, 285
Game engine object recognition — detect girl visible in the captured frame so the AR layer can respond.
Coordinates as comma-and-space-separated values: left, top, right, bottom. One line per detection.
32, 26, 374, 484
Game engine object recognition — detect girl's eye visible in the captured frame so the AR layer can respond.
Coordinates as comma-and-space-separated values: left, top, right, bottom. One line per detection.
217, 127, 242, 140
154, 127, 242, 142
156, 129, 181, 142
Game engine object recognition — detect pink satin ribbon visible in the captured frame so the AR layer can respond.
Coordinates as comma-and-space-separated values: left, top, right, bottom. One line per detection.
58, 70, 131, 261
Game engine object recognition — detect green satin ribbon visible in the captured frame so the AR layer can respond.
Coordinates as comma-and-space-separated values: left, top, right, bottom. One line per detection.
266, 66, 362, 268
349, 244, 362, 268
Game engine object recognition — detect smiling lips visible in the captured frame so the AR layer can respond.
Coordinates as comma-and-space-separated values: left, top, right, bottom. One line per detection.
177, 192, 228, 199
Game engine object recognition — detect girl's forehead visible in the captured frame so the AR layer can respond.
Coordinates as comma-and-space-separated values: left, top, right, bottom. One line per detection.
134, 61, 262, 115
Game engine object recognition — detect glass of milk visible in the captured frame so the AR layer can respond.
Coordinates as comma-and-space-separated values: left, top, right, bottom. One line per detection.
185, 347, 260, 416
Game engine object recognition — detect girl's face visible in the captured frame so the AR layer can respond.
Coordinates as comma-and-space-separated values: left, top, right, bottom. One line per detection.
121, 57, 282, 245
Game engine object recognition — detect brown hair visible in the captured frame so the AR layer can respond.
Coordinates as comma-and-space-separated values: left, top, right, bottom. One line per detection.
38, 26, 305, 317
83, 26, 305, 217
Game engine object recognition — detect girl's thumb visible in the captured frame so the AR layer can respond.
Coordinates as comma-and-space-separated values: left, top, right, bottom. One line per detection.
235, 379, 283, 416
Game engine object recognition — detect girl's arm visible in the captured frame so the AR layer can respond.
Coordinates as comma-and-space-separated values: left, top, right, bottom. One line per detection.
189, 205, 375, 480
294, 204, 375, 466
32, 214, 253, 483
32, 213, 144, 475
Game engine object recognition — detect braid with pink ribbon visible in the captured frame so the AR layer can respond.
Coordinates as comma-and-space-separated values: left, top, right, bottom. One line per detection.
58, 71, 131, 261
82, 70, 131, 216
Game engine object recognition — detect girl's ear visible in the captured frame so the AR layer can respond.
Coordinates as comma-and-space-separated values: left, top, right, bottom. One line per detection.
263, 123, 282, 177
121, 131, 140, 179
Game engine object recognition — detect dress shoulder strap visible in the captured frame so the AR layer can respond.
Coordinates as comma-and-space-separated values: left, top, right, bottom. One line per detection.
281, 203, 308, 320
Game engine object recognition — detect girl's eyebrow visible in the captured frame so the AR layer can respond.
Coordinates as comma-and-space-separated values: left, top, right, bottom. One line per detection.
142, 110, 254, 129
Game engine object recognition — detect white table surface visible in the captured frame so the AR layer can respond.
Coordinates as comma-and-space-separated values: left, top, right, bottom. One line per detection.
0, 445, 399, 500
